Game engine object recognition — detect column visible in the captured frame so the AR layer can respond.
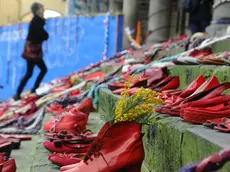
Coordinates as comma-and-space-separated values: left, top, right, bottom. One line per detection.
147, 0, 172, 44
206, 0, 230, 36
122, 0, 138, 49
109, 0, 122, 13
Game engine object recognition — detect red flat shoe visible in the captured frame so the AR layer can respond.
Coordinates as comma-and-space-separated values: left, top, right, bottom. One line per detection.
43, 110, 87, 135
48, 153, 83, 167
43, 141, 91, 154
160, 76, 180, 92
203, 118, 230, 129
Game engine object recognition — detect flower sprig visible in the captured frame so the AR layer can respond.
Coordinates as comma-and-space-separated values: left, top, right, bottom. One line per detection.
114, 75, 164, 123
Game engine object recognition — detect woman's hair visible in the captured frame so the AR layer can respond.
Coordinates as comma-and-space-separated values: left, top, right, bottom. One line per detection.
31, 2, 44, 16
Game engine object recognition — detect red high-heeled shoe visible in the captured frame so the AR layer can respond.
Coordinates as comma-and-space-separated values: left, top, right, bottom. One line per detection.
60, 122, 144, 172
75, 97, 93, 121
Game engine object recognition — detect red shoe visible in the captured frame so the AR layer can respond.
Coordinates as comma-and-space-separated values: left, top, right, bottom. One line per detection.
60, 122, 144, 172
46, 103, 64, 114
160, 76, 180, 91
195, 149, 230, 172
202, 82, 230, 100
44, 130, 96, 142
112, 87, 141, 95
181, 96, 230, 124
144, 67, 165, 86
215, 119, 230, 133
68, 90, 81, 97
203, 118, 230, 129
43, 141, 91, 154
42, 110, 87, 134
179, 75, 206, 98
150, 76, 174, 89
0, 158, 16, 172
0, 141, 12, 158
51, 82, 72, 93
75, 97, 93, 121
48, 153, 83, 167
0, 135, 32, 141
108, 76, 148, 91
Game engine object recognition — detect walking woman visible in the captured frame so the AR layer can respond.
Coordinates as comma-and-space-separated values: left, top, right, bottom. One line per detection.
14, 2, 49, 100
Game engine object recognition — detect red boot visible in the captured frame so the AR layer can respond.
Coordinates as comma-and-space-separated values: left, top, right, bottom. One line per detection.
42, 110, 87, 135
60, 122, 144, 172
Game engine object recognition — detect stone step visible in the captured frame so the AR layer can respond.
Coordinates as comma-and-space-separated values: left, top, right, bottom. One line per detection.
97, 79, 230, 172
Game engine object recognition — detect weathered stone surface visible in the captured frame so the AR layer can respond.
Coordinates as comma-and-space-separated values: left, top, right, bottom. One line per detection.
97, 87, 230, 172
168, 65, 230, 90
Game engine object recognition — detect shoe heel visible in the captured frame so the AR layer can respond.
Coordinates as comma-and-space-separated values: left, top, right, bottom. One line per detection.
125, 163, 142, 172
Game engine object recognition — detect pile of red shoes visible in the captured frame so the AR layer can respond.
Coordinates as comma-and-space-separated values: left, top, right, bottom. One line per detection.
109, 67, 180, 95
156, 75, 230, 126
43, 97, 145, 172
59, 122, 144, 172
43, 97, 97, 167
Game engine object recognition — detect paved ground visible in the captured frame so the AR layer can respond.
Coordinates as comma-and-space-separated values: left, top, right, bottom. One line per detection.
12, 111, 104, 172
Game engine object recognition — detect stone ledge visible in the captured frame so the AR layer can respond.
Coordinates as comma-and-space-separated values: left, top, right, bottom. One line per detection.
98, 88, 230, 172
168, 65, 230, 90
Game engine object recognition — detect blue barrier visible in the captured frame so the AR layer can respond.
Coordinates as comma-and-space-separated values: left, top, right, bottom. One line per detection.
0, 15, 123, 100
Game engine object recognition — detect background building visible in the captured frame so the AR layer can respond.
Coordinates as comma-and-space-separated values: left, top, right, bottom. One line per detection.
0, 0, 66, 25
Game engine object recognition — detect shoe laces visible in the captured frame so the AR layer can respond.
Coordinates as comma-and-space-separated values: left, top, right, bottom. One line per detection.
49, 114, 65, 132
83, 138, 103, 162
83, 137, 111, 171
